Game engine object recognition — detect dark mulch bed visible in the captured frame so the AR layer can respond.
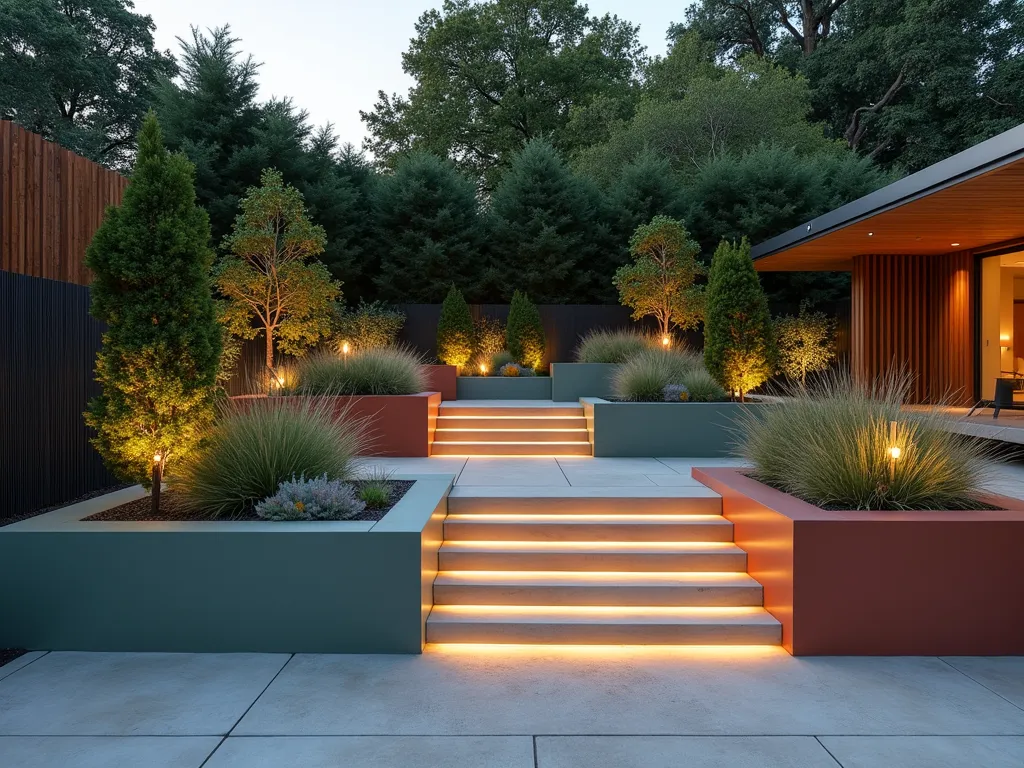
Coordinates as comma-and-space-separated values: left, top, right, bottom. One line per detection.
0, 648, 29, 669
84, 480, 414, 523
0, 483, 132, 528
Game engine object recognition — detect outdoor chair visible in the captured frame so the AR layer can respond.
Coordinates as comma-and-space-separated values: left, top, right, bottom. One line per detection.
967, 376, 1024, 418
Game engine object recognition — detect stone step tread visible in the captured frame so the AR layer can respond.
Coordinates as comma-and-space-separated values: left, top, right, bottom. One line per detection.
435, 429, 590, 442
434, 570, 760, 588
440, 407, 584, 417
427, 605, 780, 628
431, 442, 592, 456
443, 513, 727, 524
437, 417, 588, 429
439, 541, 743, 554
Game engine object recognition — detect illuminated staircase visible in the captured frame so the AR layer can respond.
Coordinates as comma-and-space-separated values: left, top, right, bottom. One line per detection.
427, 489, 781, 645
430, 403, 592, 456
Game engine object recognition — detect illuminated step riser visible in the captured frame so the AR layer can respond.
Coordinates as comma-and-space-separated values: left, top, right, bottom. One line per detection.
440, 406, 584, 418
438, 549, 747, 572
431, 442, 592, 456
436, 429, 589, 443
438, 416, 587, 430
443, 518, 733, 543
433, 583, 763, 607
447, 496, 722, 516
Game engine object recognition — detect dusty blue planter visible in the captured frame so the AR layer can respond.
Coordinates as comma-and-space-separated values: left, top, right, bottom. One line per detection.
456, 376, 552, 400
0, 475, 452, 654
583, 397, 764, 457
550, 363, 619, 402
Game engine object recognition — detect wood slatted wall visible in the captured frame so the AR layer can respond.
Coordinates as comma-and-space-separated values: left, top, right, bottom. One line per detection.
0, 120, 127, 286
852, 253, 974, 404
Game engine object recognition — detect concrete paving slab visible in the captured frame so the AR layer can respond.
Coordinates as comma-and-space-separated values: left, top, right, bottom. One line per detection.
0, 736, 220, 767
536, 736, 837, 767
234, 649, 1024, 737
555, 457, 680, 474
0, 652, 289, 736
647, 474, 706, 487
0, 651, 47, 682
456, 458, 568, 486
656, 458, 751, 471
819, 736, 1024, 768
941, 657, 1024, 708
354, 457, 467, 478
447, 485, 719, 499
561, 471, 657, 487
204, 736, 534, 767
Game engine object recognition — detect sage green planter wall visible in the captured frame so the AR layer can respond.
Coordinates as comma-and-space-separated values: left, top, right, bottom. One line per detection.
583, 397, 764, 457
0, 475, 452, 654
550, 363, 618, 401
456, 376, 552, 400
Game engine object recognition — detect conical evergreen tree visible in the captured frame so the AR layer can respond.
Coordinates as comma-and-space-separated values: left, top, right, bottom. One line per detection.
85, 112, 222, 486
374, 153, 485, 302
436, 285, 475, 369
505, 291, 546, 370
490, 140, 605, 303
703, 238, 775, 402
607, 152, 685, 262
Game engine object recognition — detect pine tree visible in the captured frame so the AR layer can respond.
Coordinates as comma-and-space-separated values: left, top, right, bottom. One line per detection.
436, 285, 475, 369
85, 112, 222, 487
607, 153, 685, 267
373, 153, 485, 302
703, 238, 776, 402
490, 140, 606, 303
506, 291, 546, 370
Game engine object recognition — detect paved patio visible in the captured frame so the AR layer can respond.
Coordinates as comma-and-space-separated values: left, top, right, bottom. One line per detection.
4, 455, 1023, 766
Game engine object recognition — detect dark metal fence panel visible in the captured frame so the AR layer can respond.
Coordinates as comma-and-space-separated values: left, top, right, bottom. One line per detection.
0, 271, 117, 518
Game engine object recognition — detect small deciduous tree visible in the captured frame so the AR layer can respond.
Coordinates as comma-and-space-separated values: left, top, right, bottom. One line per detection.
437, 285, 474, 369
85, 112, 221, 490
774, 302, 835, 384
703, 237, 775, 402
216, 168, 341, 371
506, 291, 545, 370
613, 216, 705, 336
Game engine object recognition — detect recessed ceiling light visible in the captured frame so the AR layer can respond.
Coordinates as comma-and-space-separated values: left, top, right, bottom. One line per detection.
868, 232, 874, 236
951, 243, 961, 247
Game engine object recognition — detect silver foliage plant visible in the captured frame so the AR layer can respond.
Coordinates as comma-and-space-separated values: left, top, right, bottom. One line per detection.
255, 474, 366, 521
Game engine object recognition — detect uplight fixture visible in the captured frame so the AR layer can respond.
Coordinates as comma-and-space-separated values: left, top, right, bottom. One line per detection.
661, 335, 670, 348
887, 420, 900, 479
479, 363, 488, 375
342, 341, 351, 359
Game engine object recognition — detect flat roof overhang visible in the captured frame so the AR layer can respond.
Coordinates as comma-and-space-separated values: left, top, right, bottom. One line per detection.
751, 122, 1024, 271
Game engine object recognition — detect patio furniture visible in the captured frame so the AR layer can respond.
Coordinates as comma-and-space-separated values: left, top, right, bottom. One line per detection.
967, 376, 1024, 418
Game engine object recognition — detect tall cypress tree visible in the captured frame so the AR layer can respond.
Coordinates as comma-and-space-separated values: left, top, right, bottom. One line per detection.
85, 112, 221, 486
373, 153, 485, 302
490, 140, 606, 303
703, 238, 775, 402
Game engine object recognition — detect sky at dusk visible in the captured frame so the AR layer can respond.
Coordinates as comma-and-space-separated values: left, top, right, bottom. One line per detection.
133, 0, 696, 150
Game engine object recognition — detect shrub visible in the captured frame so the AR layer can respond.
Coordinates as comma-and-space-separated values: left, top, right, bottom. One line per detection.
775, 302, 836, 384
358, 467, 395, 510
736, 370, 996, 511
437, 285, 474, 368
169, 396, 365, 518
611, 348, 704, 401
255, 474, 366, 521
474, 315, 506, 358
500, 362, 521, 377
663, 384, 690, 402
488, 350, 515, 373
85, 113, 221, 488
506, 290, 545, 369
704, 238, 775, 401
333, 300, 405, 352
678, 367, 728, 402
574, 328, 655, 363
295, 346, 426, 396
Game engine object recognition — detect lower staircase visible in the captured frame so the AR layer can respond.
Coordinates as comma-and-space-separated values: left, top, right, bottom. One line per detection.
431, 402, 592, 456
427, 489, 781, 645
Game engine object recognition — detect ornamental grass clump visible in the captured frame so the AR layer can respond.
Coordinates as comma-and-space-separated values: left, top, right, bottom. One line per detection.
169, 396, 366, 518
295, 346, 427, 396
611, 347, 705, 401
574, 329, 656, 364
255, 474, 365, 521
736, 370, 997, 511
358, 467, 395, 510
678, 367, 728, 402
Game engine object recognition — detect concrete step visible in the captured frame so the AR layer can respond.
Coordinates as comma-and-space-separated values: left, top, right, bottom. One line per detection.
437, 416, 587, 430
431, 441, 592, 456
426, 605, 782, 645
443, 513, 733, 542
433, 571, 763, 606
438, 541, 746, 572
447, 489, 722, 516
440, 405, 584, 418
434, 429, 590, 443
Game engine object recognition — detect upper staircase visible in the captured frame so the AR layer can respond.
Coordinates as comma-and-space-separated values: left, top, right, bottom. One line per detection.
431, 402, 592, 456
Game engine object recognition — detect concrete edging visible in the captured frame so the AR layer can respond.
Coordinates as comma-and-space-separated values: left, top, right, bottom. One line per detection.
0, 475, 453, 654
456, 376, 552, 400
550, 363, 618, 401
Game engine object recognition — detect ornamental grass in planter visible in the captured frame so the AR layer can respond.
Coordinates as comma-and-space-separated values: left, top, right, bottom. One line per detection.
294, 346, 427, 395
574, 328, 658, 364
734, 370, 996, 511
611, 348, 725, 402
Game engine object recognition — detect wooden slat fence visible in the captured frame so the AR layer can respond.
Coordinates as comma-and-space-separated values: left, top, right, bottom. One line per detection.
0, 120, 128, 286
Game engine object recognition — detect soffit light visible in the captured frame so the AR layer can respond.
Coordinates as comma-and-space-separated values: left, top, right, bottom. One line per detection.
951, 242, 961, 247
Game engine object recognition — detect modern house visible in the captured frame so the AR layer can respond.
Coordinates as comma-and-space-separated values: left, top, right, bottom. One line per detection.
753, 123, 1024, 406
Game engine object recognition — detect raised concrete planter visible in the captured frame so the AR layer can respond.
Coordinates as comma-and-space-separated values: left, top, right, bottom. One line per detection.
550, 363, 618, 401
456, 376, 552, 400
233, 393, 441, 457
693, 467, 1024, 656
423, 365, 457, 400
582, 398, 762, 457
0, 476, 452, 654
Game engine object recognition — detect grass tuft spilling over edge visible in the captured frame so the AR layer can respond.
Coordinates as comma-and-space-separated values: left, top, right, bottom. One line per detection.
295, 346, 427, 396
